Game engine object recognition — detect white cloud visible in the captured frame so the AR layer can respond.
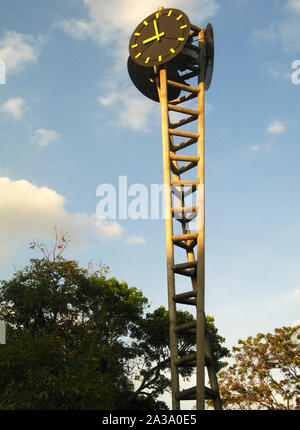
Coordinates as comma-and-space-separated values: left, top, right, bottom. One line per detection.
248, 121, 286, 153
286, 0, 300, 13
205, 102, 214, 111
249, 142, 274, 153
60, 0, 219, 71
60, 0, 220, 47
294, 289, 300, 299
59, 18, 95, 41
126, 235, 146, 245
98, 92, 118, 107
0, 31, 43, 73
0, 177, 123, 260
266, 121, 286, 135
0, 97, 26, 119
60, 0, 220, 131
31, 128, 60, 146
263, 63, 291, 81
98, 85, 157, 131
119, 96, 154, 131
249, 144, 261, 152
252, 3, 300, 54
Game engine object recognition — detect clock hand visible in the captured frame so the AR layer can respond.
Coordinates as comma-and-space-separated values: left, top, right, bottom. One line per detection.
163, 36, 186, 40
153, 19, 160, 41
142, 32, 165, 44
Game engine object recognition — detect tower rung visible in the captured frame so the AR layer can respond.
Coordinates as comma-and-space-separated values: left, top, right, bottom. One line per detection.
172, 206, 197, 216
179, 69, 200, 80
185, 43, 200, 53
190, 23, 202, 33
178, 213, 198, 223
177, 360, 196, 367
174, 321, 196, 334
174, 297, 196, 305
173, 269, 196, 278
173, 261, 197, 271
175, 386, 219, 401
172, 185, 196, 199
171, 182, 197, 196
171, 181, 198, 187
189, 28, 200, 38
171, 137, 198, 152
173, 290, 196, 301
167, 80, 199, 94
172, 233, 198, 242
168, 92, 198, 106
186, 64, 200, 72
170, 154, 199, 162
172, 239, 197, 251
169, 114, 198, 129
175, 352, 196, 365
169, 129, 200, 139
172, 241, 189, 250
171, 161, 197, 175
175, 352, 212, 367
168, 104, 200, 116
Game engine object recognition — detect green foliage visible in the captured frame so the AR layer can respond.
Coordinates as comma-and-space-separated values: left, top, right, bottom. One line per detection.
0, 330, 120, 410
0, 241, 228, 410
0, 256, 148, 409
0, 257, 146, 340
206, 315, 230, 372
218, 326, 300, 410
127, 306, 229, 403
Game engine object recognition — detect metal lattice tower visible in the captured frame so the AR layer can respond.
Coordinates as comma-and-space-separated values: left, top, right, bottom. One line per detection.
128, 9, 221, 410
157, 24, 221, 411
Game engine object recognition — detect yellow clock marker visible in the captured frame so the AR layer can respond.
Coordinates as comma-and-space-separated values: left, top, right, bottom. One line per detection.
129, 9, 190, 67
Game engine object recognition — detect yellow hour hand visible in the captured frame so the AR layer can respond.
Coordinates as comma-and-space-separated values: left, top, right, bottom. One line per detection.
142, 32, 165, 44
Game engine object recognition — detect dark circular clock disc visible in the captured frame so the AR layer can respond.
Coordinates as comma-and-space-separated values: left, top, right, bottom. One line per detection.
129, 8, 190, 68
127, 56, 181, 102
204, 23, 214, 91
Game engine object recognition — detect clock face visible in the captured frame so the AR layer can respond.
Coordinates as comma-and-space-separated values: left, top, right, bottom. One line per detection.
129, 8, 190, 67
127, 56, 182, 102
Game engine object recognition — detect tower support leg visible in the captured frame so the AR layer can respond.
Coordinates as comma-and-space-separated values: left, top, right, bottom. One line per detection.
158, 26, 222, 411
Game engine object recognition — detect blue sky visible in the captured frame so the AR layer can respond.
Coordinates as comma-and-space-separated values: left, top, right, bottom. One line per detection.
0, 0, 300, 355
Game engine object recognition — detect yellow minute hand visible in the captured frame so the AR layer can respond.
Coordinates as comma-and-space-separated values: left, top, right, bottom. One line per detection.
143, 32, 165, 44
153, 19, 160, 40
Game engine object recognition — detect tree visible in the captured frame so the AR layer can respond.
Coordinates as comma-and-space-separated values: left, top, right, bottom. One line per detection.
0, 234, 229, 409
218, 326, 300, 410
126, 306, 229, 406
0, 254, 150, 409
